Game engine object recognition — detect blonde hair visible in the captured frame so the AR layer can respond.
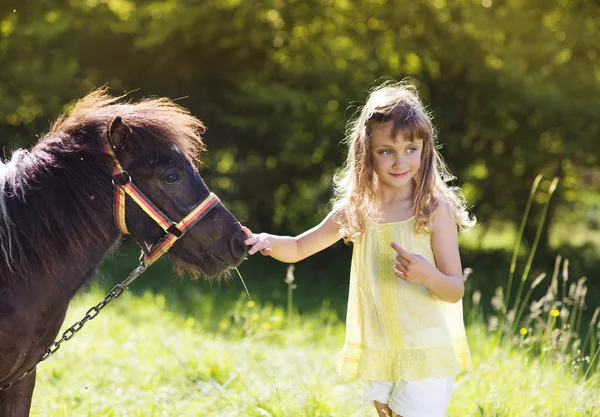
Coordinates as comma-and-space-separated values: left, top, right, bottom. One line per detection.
331, 81, 475, 240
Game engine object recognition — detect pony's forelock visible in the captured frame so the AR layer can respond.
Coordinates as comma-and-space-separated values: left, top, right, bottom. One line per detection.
48, 88, 207, 161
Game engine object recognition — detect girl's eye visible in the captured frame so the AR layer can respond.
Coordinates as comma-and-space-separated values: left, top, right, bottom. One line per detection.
380, 149, 393, 155
407, 147, 418, 154
163, 172, 180, 184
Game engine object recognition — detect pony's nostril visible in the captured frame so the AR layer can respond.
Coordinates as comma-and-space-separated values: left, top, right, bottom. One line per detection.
230, 236, 247, 259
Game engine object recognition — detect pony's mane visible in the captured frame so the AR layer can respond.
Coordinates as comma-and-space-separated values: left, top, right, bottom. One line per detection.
48, 88, 207, 161
0, 88, 207, 280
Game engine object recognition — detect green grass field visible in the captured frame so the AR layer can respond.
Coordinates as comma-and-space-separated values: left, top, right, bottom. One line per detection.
30, 283, 599, 417
25, 178, 600, 416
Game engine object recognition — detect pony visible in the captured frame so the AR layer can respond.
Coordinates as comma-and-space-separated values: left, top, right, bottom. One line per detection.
0, 89, 247, 416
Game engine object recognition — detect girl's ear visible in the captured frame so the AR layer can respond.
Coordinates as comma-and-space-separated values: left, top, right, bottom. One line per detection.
109, 116, 133, 154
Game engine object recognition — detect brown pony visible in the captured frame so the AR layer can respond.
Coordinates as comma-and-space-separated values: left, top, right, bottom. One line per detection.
0, 89, 247, 416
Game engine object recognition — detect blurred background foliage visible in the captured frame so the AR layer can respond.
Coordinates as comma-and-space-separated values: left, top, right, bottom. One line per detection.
1, 0, 599, 309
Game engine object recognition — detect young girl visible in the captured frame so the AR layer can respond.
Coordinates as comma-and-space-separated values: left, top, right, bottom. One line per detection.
243, 82, 475, 417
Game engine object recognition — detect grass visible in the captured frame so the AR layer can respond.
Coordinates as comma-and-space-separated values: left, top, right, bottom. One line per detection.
29, 286, 599, 417
29, 175, 600, 416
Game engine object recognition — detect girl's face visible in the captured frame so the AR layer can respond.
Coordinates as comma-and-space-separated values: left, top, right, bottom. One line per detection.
370, 122, 423, 192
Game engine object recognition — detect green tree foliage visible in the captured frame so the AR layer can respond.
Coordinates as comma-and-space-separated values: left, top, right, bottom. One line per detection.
1, 0, 598, 245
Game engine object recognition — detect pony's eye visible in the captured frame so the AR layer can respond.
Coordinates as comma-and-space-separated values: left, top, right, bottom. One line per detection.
163, 172, 180, 184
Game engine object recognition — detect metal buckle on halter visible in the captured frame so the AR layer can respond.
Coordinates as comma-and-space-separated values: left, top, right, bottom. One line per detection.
167, 223, 183, 237
111, 172, 131, 186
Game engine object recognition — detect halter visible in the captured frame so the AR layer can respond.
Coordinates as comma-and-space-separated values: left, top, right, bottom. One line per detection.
0, 132, 223, 393
101, 131, 220, 266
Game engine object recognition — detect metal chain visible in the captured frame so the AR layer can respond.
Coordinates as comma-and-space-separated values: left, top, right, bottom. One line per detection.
0, 262, 147, 392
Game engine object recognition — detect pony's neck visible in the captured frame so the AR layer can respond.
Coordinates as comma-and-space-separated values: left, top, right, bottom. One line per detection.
0, 131, 119, 283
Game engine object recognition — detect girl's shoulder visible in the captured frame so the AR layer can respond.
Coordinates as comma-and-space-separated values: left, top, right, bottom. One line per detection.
432, 193, 454, 216
430, 194, 459, 233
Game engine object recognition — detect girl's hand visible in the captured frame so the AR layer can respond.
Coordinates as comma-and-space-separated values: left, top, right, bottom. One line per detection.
242, 226, 273, 256
390, 242, 437, 287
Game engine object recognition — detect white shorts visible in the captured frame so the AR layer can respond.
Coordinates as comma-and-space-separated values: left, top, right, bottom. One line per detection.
363, 377, 454, 417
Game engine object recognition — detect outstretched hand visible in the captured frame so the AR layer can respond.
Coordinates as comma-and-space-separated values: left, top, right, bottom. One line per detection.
242, 226, 273, 256
390, 242, 436, 286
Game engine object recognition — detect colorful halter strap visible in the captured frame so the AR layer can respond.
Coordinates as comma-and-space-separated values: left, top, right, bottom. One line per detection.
101, 131, 220, 266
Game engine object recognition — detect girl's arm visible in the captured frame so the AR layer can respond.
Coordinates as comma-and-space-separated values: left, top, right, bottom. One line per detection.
392, 200, 465, 303
427, 200, 466, 302
242, 212, 341, 264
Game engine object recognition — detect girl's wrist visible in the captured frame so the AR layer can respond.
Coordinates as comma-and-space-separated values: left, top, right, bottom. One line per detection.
425, 270, 465, 303
423, 268, 445, 291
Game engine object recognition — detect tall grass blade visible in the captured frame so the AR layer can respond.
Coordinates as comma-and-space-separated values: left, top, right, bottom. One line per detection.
235, 267, 252, 300
509, 177, 559, 339
513, 272, 547, 336
285, 265, 296, 324
581, 307, 600, 365
504, 174, 542, 316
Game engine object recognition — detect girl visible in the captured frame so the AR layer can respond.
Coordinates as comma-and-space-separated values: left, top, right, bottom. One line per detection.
243, 81, 475, 417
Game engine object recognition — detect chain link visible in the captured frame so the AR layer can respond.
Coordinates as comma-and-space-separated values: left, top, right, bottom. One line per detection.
0, 263, 146, 392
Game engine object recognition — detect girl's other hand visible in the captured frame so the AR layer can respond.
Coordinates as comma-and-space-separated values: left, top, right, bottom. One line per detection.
390, 242, 437, 287
242, 225, 273, 256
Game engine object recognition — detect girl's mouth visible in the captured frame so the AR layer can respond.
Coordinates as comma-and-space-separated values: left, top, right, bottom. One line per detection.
390, 171, 409, 178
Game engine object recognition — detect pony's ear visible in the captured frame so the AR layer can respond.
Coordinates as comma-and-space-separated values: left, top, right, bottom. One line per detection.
109, 116, 133, 153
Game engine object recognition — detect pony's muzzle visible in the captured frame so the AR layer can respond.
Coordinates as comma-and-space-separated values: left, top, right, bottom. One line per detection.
230, 234, 247, 261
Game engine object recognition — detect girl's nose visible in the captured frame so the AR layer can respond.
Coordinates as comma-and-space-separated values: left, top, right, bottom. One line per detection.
392, 155, 404, 167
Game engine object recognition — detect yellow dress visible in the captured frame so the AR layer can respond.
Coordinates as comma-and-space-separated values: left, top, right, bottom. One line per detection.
336, 217, 471, 382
